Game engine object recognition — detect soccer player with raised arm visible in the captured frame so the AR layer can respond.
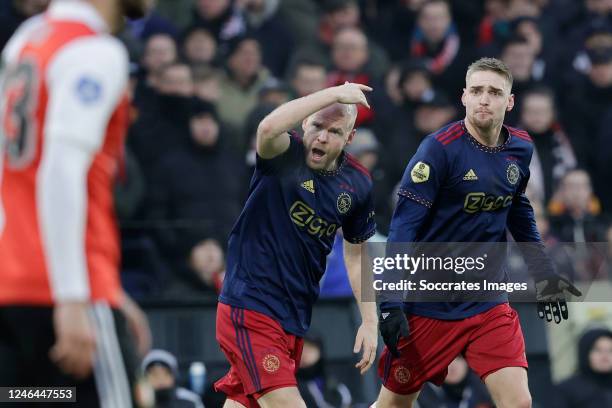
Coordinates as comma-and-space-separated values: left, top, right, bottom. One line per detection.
372, 58, 582, 408
215, 83, 379, 408
0, 0, 151, 405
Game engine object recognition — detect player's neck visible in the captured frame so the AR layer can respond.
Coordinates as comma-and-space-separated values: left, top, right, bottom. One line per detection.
324, 158, 339, 171
464, 118, 504, 147
87, 0, 122, 34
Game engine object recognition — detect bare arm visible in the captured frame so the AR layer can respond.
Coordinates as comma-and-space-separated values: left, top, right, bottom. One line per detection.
256, 83, 372, 159
344, 239, 378, 374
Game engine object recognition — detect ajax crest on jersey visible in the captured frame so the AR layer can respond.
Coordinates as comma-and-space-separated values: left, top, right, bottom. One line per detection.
506, 163, 520, 185
337, 192, 352, 214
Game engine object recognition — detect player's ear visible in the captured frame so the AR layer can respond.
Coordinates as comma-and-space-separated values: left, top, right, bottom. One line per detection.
302, 116, 309, 131
346, 129, 356, 145
461, 89, 467, 106
506, 93, 515, 112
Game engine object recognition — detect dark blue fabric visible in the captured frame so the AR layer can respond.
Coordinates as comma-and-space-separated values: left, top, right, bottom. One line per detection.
220, 134, 376, 336
384, 121, 541, 319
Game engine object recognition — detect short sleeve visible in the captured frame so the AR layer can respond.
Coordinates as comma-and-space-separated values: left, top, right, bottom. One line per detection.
45, 35, 129, 152
255, 132, 304, 174
397, 136, 447, 208
342, 187, 376, 244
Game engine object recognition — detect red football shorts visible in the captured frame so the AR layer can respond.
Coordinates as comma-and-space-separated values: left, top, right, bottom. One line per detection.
378, 303, 528, 395
214, 303, 304, 407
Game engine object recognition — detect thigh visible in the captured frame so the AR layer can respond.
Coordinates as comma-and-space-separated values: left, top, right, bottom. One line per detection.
377, 313, 471, 395
256, 386, 305, 408
464, 303, 528, 380
215, 304, 301, 401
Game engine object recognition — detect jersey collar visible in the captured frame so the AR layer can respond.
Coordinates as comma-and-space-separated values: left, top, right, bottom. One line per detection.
315, 151, 347, 176
47, 0, 109, 33
461, 120, 512, 153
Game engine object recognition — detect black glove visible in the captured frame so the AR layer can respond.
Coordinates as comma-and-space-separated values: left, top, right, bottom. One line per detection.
535, 275, 582, 324
379, 308, 409, 357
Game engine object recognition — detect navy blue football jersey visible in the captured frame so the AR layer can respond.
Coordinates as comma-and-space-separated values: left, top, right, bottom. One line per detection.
386, 120, 541, 319
220, 133, 376, 336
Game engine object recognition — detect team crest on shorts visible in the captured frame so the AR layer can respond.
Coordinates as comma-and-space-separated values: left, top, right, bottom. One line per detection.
337, 192, 352, 214
394, 366, 411, 384
262, 354, 280, 373
506, 163, 520, 185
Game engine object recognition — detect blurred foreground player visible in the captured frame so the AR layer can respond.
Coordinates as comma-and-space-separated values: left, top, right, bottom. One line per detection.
372, 58, 582, 408
215, 83, 379, 407
0, 0, 151, 406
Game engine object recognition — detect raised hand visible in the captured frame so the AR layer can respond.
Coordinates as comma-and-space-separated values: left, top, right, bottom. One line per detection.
335, 82, 373, 108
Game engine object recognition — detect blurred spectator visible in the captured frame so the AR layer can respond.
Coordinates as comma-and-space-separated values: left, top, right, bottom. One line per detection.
413, 91, 457, 137
500, 36, 541, 125
520, 87, 577, 203
383, 59, 435, 110
594, 107, 612, 215
318, 0, 361, 49
128, 0, 178, 41
548, 169, 607, 243
477, 0, 511, 49
135, 33, 179, 111
155, 63, 195, 97
190, 0, 246, 45
297, 335, 352, 408
378, 60, 436, 194
217, 35, 270, 152
141, 33, 179, 87
290, 0, 390, 80
409, 0, 474, 96
276, 0, 318, 47
388, 92, 456, 182
554, 327, 612, 408
289, 58, 328, 97
418, 356, 494, 408
188, 239, 225, 293
0, 0, 49, 50
562, 37, 612, 185
148, 98, 244, 262
181, 26, 217, 66
506, 0, 542, 20
192, 65, 222, 102
129, 62, 195, 202
142, 349, 205, 408
564, 0, 612, 66
258, 77, 292, 106
345, 128, 394, 234
512, 17, 560, 86
327, 27, 375, 127
367, 0, 424, 61
242, 0, 295, 77
243, 103, 276, 183
114, 148, 146, 222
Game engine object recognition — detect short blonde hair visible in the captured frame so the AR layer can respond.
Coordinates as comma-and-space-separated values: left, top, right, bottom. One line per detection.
466, 57, 513, 89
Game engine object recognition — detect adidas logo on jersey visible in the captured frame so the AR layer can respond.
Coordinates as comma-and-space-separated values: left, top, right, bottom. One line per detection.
301, 180, 315, 193
463, 169, 478, 181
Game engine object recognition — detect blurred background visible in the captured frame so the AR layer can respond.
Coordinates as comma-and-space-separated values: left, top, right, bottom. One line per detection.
2, 0, 612, 407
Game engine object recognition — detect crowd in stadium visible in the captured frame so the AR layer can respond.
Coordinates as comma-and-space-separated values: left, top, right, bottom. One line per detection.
1, 0, 611, 407
4, 0, 610, 299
